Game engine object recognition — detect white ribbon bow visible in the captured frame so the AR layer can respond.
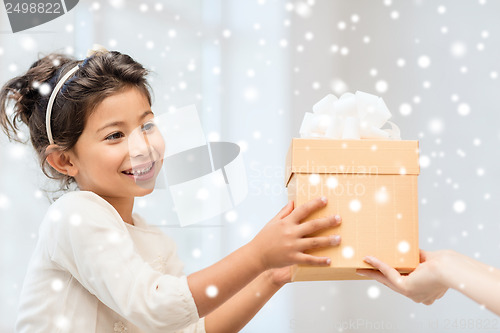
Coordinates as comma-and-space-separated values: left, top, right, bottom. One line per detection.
299, 91, 401, 140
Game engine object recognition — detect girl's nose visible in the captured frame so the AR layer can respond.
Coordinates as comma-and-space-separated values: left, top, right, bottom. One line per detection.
128, 127, 152, 158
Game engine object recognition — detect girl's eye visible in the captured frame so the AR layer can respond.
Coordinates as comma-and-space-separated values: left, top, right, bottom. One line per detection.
105, 132, 124, 141
141, 122, 156, 133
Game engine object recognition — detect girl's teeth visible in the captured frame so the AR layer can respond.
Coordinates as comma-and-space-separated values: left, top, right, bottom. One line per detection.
125, 163, 153, 176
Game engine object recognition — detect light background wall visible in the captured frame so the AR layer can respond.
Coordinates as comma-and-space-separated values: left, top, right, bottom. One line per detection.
1, 0, 500, 332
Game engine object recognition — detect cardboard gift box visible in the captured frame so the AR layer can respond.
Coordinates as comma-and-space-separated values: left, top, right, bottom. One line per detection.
285, 138, 420, 281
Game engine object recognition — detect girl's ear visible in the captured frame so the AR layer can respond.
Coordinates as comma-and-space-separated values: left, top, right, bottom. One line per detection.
45, 145, 79, 177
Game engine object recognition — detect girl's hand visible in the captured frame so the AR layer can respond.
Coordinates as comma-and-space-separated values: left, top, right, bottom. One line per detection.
267, 267, 293, 287
251, 197, 342, 271
357, 250, 450, 305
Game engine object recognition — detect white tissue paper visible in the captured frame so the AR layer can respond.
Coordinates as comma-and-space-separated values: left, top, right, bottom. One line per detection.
299, 91, 401, 140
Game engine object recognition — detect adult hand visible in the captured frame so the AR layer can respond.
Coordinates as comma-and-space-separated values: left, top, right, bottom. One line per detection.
357, 250, 450, 305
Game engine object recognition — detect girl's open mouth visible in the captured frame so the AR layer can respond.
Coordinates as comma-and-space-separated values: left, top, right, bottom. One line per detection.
122, 161, 156, 181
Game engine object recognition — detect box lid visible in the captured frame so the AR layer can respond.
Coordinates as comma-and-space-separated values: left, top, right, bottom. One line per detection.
285, 138, 420, 186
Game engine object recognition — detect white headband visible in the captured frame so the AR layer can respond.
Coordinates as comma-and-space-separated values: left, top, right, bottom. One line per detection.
45, 44, 108, 145
45, 65, 80, 145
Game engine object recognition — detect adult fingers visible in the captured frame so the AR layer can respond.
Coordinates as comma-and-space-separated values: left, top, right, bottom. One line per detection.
297, 235, 341, 251
419, 249, 428, 263
356, 269, 399, 290
288, 196, 328, 223
297, 214, 341, 237
363, 256, 404, 286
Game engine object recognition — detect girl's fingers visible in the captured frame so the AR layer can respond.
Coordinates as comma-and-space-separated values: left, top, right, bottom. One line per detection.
297, 235, 341, 251
276, 201, 294, 219
288, 196, 327, 223
297, 214, 341, 236
295, 253, 332, 266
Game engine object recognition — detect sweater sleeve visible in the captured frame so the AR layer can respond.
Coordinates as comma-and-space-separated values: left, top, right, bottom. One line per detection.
44, 191, 201, 333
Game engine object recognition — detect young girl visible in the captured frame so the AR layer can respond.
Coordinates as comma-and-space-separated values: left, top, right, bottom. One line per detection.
0, 48, 343, 332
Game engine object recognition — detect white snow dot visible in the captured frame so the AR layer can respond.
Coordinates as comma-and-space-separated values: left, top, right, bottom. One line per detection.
437, 5, 446, 14
369, 68, 378, 77
330, 44, 339, 53
197, 188, 210, 201
417, 55, 431, 68
305, 32, 314, 41
38, 83, 52, 96
139, 3, 148, 12
390, 10, 399, 19
399, 103, 412, 116
473, 138, 481, 146
0, 194, 10, 210
375, 80, 388, 93
222, 29, 231, 38
51, 279, 64, 292
450, 41, 467, 58
429, 118, 444, 134
490, 71, 498, 79
441, 26, 449, 34
330, 79, 348, 95
396, 58, 406, 67
351, 14, 360, 23
309, 174, 321, 186
70, 214, 82, 226
363, 36, 371, 43
326, 177, 338, 189
49, 209, 62, 221
453, 200, 466, 213
367, 285, 380, 299
192, 248, 201, 258
168, 29, 177, 38
213, 67, 221, 75
207, 131, 220, 142
206, 285, 218, 298
375, 187, 389, 204
419, 155, 431, 168
244, 87, 259, 101
342, 246, 354, 259
20, 36, 36, 51
295, 2, 311, 17
337, 21, 346, 30
477, 43, 485, 51
349, 199, 361, 212
54, 315, 70, 330
477, 168, 485, 176
225, 210, 238, 223
312, 81, 321, 90
398, 241, 410, 253
340, 47, 349, 56
457, 103, 470, 116
481, 30, 489, 39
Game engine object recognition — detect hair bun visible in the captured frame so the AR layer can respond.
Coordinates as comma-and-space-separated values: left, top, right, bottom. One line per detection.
0, 53, 75, 140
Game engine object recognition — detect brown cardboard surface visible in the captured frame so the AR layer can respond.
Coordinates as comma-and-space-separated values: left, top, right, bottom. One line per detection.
286, 138, 420, 281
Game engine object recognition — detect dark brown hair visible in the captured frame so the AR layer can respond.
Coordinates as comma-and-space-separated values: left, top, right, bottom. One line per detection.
0, 51, 152, 190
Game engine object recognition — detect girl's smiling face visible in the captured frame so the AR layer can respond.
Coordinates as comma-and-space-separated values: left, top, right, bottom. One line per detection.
69, 86, 164, 200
